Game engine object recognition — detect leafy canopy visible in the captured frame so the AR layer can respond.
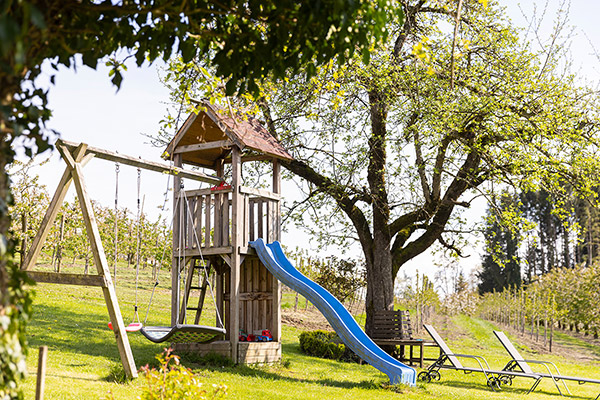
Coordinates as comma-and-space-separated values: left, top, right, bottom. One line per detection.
1, 0, 399, 157
160, 0, 600, 275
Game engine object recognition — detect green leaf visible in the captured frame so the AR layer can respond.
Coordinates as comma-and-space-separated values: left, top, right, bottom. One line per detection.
29, 5, 46, 29
111, 70, 123, 89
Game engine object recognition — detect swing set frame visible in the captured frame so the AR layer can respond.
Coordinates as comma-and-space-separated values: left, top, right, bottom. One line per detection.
21, 139, 222, 378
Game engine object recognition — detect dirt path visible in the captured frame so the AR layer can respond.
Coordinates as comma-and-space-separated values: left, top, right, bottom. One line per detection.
498, 325, 600, 364
282, 307, 333, 332
453, 317, 600, 365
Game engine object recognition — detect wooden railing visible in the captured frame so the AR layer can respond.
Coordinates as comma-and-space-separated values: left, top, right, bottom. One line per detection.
175, 186, 280, 253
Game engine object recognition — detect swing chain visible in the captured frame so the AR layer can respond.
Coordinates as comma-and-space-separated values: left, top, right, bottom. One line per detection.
134, 166, 142, 324
113, 162, 120, 283
137, 167, 142, 209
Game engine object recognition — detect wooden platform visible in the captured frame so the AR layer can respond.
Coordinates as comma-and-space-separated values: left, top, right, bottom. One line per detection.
173, 340, 281, 364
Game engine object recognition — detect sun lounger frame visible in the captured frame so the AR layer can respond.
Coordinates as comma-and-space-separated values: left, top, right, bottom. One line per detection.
494, 330, 600, 399
422, 324, 543, 393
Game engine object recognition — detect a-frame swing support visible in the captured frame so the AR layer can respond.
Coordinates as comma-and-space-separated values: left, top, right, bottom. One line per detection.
21, 140, 222, 379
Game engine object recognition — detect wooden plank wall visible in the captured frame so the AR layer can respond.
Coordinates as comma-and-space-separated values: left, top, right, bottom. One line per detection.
224, 257, 274, 336
179, 189, 233, 250
179, 190, 281, 251
247, 199, 280, 243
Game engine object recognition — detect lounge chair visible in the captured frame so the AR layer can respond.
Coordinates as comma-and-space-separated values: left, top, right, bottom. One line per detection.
421, 324, 543, 392
494, 330, 600, 399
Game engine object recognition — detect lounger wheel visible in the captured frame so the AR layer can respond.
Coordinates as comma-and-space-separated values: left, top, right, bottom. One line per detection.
429, 370, 441, 381
418, 371, 432, 383
487, 377, 501, 391
499, 376, 512, 386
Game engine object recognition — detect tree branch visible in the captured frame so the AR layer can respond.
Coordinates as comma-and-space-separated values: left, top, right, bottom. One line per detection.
391, 135, 483, 277
438, 234, 469, 258
258, 100, 374, 249
410, 113, 432, 204
432, 134, 453, 201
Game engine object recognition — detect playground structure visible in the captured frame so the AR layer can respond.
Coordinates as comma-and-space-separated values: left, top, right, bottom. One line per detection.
21, 102, 292, 376
162, 102, 292, 364
20, 138, 223, 378
21, 101, 416, 386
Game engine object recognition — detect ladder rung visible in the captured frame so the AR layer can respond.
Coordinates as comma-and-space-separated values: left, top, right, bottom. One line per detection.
189, 286, 202, 290
186, 307, 200, 311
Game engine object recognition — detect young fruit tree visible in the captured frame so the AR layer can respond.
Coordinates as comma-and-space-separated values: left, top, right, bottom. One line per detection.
162, 0, 600, 335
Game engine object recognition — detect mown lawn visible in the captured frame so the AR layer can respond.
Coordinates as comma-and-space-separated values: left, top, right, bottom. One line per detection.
19, 262, 600, 399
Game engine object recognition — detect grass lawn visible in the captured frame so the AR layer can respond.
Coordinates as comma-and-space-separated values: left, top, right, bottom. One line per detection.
19, 261, 600, 399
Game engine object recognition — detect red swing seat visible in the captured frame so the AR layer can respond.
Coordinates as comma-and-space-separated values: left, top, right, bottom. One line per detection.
108, 321, 143, 332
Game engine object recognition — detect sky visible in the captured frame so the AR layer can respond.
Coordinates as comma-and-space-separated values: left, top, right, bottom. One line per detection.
15, 1, 600, 291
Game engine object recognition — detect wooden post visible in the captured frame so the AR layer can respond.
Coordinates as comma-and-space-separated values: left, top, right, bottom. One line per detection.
230, 146, 242, 362
272, 159, 281, 343
21, 149, 93, 270
58, 144, 138, 379
35, 346, 48, 400
216, 263, 224, 330
171, 153, 183, 326
55, 215, 65, 273
544, 309, 548, 347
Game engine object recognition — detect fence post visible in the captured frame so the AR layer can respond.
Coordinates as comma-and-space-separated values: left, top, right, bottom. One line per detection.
35, 346, 48, 400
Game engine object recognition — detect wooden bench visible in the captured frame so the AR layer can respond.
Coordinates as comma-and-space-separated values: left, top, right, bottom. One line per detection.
371, 310, 439, 368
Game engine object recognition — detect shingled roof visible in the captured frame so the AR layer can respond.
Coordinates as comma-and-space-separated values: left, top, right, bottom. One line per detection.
163, 102, 293, 168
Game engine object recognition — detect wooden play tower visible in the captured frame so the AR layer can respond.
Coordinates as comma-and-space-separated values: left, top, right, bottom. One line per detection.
164, 102, 293, 364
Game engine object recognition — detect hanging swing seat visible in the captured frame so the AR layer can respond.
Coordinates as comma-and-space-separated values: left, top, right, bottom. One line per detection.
108, 322, 143, 332
140, 325, 226, 344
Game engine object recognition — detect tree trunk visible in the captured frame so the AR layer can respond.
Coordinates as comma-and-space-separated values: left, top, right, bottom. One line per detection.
20, 213, 28, 268
550, 319, 554, 352
363, 89, 394, 336
364, 241, 394, 336
0, 131, 11, 305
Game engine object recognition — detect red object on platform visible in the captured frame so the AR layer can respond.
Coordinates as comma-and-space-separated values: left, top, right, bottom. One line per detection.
211, 182, 231, 191
262, 329, 272, 338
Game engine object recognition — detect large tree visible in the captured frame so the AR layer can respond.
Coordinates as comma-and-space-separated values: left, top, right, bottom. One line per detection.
0, 1, 396, 397
164, 0, 600, 335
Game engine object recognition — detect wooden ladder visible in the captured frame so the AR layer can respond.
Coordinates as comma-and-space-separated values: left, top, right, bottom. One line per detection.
179, 258, 212, 324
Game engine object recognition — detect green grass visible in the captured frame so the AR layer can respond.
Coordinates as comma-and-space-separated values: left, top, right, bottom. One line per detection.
18, 261, 600, 399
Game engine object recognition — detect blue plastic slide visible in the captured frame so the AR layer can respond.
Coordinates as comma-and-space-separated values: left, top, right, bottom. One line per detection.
250, 238, 416, 386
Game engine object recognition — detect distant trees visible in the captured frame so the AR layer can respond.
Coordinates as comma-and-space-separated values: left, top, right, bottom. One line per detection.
9, 166, 172, 275
478, 193, 521, 294
520, 190, 576, 277
288, 249, 366, 309
480, 265, 600, 350
478, 186, 600, 291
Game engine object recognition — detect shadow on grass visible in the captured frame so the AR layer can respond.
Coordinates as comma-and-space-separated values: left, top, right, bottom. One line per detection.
427, 378, 586, 399
209, 362, 383, 391
178, 347, 390, 391
28, 303, 165, 368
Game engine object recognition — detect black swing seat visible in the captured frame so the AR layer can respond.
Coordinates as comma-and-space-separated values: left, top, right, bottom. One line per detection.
140, 325, 226, 344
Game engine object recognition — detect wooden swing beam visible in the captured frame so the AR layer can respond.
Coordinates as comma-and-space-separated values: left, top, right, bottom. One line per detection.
21, 140, 220, 379
57, 139, 223, 185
